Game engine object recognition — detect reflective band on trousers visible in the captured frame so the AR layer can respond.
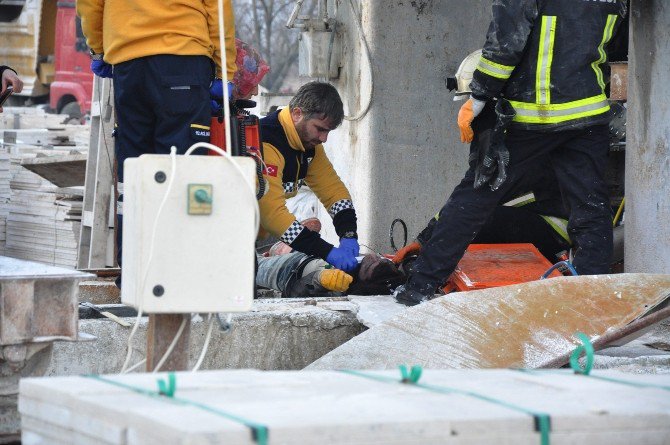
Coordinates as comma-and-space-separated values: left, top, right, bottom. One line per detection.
504, 192, 536, 208
540, 215, 570, 243
476, 56, 514, 80
509, 94, 610, 124
536, 16, 557, 105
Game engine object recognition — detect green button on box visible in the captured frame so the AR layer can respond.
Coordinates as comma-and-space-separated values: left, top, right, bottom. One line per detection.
188, 184, 213, 215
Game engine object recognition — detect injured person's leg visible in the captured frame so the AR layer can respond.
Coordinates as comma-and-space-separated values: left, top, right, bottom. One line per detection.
256, 253, 353, 298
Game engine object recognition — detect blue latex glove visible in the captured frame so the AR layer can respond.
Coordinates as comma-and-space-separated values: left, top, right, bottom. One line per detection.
339, 237, 360, 257
209, 80, 234, 114
90, 60, 113, 78
210, 100, 222, 115
209, 79, 234, 100
326, 246, 358, 273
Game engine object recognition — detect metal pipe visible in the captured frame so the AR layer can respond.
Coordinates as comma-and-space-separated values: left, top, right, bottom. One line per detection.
540, 305, 670, 369
286, 0, 305, 29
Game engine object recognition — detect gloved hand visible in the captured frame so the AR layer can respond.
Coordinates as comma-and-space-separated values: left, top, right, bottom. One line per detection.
318, 268, 353, 292
339, 237, 360, 258
392, 241, 421, 264
457, 97, 486, 143
326, 246, 358, 273
90, 60, 113, 78
209, 80, 234, 114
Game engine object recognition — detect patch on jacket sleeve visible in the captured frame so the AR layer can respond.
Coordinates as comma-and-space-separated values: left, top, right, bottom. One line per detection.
264, 164, 279, 177
190, 123, 211, 139
328, 199, 354, 217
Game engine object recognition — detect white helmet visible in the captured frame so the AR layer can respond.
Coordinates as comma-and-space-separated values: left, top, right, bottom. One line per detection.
454, 49, 482, 96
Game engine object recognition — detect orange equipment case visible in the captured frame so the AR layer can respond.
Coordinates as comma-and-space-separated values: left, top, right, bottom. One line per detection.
442, 243, 563, 293
209, 113, 262, 159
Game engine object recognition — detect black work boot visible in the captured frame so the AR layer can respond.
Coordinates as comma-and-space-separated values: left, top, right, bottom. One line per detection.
393, 284, 433, 307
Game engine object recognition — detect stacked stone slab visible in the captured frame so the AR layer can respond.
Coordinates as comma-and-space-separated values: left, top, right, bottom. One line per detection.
1, 110, 88, 266
3, 153, 82, 268
19, 369, 670, 444
0, 149, 9, 253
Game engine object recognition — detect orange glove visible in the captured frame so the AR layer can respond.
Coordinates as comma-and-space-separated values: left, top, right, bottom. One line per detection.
392, 241, 422, 264
457, 97, 486, 143
318, 269, 353, 292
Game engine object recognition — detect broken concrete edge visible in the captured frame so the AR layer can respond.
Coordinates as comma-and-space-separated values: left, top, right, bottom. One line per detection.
46, 306, 366, 377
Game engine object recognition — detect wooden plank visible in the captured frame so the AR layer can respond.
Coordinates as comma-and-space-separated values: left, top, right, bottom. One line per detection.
20, 154, 87, 187
145, 314, 191, 372
78, 76, 115, 269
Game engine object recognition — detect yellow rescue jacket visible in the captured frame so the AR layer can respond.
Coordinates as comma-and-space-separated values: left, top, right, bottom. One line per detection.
77, 0, 236, 79
259, 107, 357, 259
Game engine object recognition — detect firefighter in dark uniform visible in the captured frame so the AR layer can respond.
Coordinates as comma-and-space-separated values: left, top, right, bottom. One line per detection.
395, 0, 627, 306
259, 82, 360, 273
393, 160, 572, 269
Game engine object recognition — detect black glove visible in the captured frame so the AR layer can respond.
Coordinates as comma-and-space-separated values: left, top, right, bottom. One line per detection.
473, 98, 515, 191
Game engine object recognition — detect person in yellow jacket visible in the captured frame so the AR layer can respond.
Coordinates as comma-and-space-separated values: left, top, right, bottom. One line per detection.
259, 82, 360, 273
76, 0, 236, 286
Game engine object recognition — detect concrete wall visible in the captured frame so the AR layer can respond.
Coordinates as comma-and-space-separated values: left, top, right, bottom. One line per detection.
626, 0, 670, 273
47, 309, 364, 375
317, 0, 492, 252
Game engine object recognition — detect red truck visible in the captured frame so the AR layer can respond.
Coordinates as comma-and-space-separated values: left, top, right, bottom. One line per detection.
0, 0, 94, 119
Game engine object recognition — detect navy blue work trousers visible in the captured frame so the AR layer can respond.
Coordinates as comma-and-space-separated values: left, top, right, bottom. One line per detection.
113, 54, 212, 181
408, 124, 613, 294
113, 55, 212, 272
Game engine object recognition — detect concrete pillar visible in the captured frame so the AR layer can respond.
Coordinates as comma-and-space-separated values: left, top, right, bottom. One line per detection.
320, 1, 492, 252
626, 0, 670, 273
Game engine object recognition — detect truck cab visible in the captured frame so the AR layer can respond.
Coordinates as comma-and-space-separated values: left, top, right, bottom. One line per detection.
0, 0, 93, 119
49, 1, 93, 119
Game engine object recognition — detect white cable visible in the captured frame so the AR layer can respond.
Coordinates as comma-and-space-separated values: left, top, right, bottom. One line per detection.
217, 0, 233, 155
192, 314, 216, 372
122, 358, 146, 374
120, 146, 179, 374
184, 142, 261, 234
152, 316, 189, 373
344, 0, 373, 121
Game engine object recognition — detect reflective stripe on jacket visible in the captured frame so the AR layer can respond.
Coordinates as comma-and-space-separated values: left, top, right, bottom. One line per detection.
470, 0, 626, 131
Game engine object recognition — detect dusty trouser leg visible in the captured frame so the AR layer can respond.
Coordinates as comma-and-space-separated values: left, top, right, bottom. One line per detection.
284, 257, 353, 298
474, 206, 571, 261
256, 252, 353, 298
256, 252, 308, 294
406, 167, 508, 295
404, 127, 578, 298
550, 125, 613, 274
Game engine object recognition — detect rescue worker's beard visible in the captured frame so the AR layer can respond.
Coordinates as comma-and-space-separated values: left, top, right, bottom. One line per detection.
295, 122, 320, 150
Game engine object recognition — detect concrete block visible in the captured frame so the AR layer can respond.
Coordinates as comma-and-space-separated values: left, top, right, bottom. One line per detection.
18, 369, 670, 444
0, 256, 93, 345
308, 274, 670, 370
47, 302, 365, 376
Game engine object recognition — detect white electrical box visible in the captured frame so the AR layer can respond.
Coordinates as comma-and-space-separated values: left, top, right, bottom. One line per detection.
121, 154, 257, 313
299, 29, 340, 78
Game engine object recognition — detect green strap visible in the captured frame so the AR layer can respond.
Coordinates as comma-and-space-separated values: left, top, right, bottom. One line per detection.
517, 368, 670, 392
341, 367, 551, 445
157, 372, 176, 397
84, 374, 269, 445
570, 332, 594, 375
515, 332, 670, 392
399, 364, 423, 383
